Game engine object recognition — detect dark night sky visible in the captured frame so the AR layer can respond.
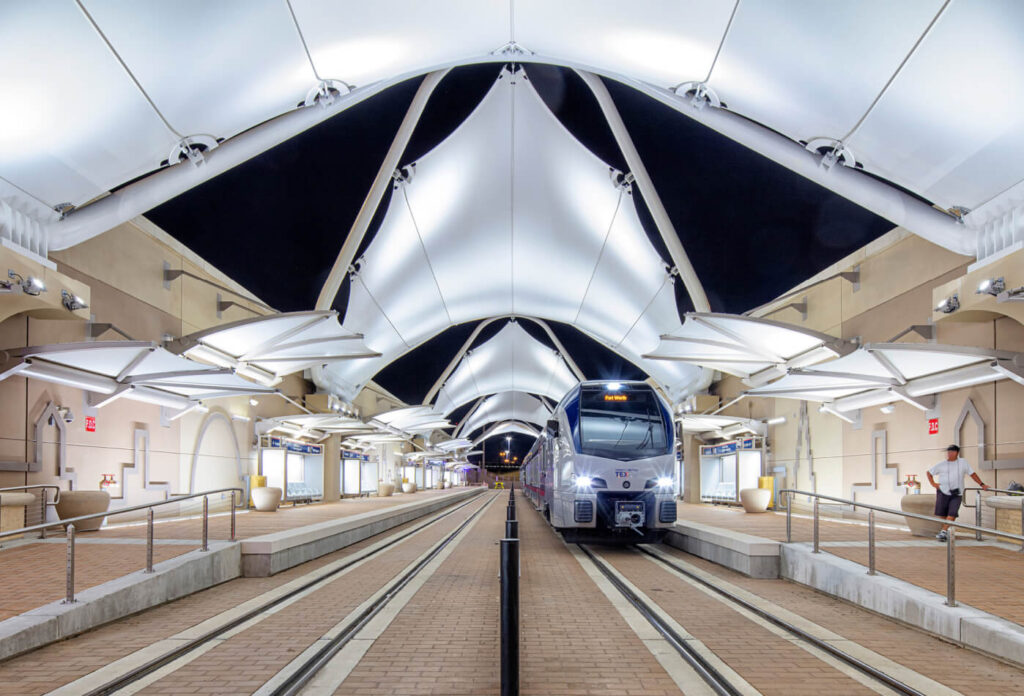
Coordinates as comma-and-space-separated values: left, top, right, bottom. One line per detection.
147, 63, 893, 457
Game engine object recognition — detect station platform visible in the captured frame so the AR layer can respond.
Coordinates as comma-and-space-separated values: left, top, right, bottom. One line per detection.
0, 487, 484, 660
1, 489, 1022, 696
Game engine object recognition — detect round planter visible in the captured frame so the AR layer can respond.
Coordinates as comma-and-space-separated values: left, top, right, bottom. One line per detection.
401, 482, 416, 494
901, 493, 943, 536
377, 483, 395, 497
739, 487, 771, 513
251, 487, 282, 512
55, 490, 110, 531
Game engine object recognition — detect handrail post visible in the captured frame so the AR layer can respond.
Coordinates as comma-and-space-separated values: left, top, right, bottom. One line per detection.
63, 524, 76, 604
812, 497, 820, 553
201, 496, 209, 552
976, 489, 983, 541
1020, 501, 1024, 553
145, 508, 154, 573
500, 537, 520, 696
867, 509, 876, 576
39, 492, 46, 537
230, 490, 237, 542
786, 490, 792, 543
946, 528, 956, 607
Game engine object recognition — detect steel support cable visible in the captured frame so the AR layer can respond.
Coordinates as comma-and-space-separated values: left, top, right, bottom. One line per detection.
635, 546, 925, 696
613, 273, 673, 349
284, 0, 325, 82
701, 0, 741, 85
74, 0, 183, 140
353, 274, 412, 349
508, 74, 517, 317
401, 185, 454, 324
573, 189, 625, 326
840, 0, 952, 143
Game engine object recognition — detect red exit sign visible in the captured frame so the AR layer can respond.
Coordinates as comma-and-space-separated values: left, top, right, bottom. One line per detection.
928, 418, 939, 435
85, 416, 96, 433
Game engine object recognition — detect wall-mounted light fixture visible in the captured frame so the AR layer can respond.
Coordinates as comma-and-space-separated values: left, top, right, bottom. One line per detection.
880, 404, 895, 414
3, 270, 46, 296
976, 277, 1005, 296
936, 294, 960, 314
60, 289, 88, 311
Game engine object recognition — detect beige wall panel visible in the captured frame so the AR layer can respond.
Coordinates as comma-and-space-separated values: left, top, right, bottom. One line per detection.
51, 223, 182, 318
760, 278, 842, 334
994, 379, 1024, 459
840, 281, 945, 344
811, 454, 845, 498
841, 236, 969, 320
808, 406, 843, 459
0, 471, 26, 488
0, 377, 27, 442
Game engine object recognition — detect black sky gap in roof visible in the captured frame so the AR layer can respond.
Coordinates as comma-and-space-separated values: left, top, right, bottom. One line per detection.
148, 62, 893, 404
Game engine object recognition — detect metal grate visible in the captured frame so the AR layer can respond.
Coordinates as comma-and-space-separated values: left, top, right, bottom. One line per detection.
574, 499, 594, 523
659, 500, 677, 523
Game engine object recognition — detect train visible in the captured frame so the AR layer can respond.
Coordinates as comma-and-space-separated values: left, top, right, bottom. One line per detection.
522, 380, 677, 543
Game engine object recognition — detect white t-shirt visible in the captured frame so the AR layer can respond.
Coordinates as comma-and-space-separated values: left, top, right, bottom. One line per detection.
928, 457, 974, 495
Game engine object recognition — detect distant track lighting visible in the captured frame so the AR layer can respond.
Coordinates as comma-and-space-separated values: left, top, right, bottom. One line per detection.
977, 277, 1005, 296
936, 294, 960, 314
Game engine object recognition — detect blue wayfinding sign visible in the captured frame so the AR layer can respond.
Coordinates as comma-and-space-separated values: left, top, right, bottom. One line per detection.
700, 438, 756, 457
269, 436, 323, 455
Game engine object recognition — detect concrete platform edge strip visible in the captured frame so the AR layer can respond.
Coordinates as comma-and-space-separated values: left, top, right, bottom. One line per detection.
241, 487, 486, 577
665, 521, 781, 579
781, 542, 1024, 668
0, 541, 240, 663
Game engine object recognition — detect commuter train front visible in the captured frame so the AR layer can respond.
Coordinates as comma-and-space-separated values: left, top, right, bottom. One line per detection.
523, 380, 676, 543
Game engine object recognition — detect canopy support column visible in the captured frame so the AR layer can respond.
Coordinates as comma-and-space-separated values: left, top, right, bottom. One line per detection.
316, 69, 450, 310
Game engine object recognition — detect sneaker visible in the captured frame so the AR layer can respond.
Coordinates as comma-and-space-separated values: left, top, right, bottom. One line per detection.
936, 530, 948, 542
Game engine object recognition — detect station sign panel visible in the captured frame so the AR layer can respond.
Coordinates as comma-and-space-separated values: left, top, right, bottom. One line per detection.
268, 436, 323, 455
700, 438, 756, 457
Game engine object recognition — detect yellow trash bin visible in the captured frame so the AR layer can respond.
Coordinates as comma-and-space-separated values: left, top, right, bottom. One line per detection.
249, 475, 267, 507
758, 476, 775, 509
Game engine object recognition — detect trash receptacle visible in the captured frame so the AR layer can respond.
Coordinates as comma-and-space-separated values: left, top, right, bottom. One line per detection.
758, 476, 775, 509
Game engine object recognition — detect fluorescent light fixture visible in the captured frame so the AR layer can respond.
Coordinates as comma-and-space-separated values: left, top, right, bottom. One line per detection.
880, 404, 895, 414
231, 414, 251, 422
818, 404, 855, 424
235, 363, 279, 386
186, 343, 236, 369
60, 289, 88, 311
20, 361, 117, 394
249, 397, 260, 406
936, 294, 960, 314
195, 404, 210, 413
977, 277, 1005, 296
765, 416, 787, 426
168, 404, 199, 421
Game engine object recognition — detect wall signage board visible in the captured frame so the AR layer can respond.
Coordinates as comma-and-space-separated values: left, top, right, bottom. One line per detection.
268, 436, 323, 455
700, 438, 756, 457
85, 416, 96, 432
342, 450, 369, 461
928, 418, 939, 435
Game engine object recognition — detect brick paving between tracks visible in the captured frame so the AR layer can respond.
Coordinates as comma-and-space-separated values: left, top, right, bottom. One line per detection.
0, 488, 467, 619
656, 545, 1024, 695
679, 502, 1024, 626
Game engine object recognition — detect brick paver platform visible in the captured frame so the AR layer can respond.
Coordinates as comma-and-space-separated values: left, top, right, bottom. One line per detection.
658, 546, 1024, 694
0, 503, 477, 696
0, 488, 471, 620
679, 502, 1024, 626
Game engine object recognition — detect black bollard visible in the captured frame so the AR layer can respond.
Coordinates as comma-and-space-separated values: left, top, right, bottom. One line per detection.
506, 519, 518, 539
507, 502, 516, 521
500, 537, 520, 696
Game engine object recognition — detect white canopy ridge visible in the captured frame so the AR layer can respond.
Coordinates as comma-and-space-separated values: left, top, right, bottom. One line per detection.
472, 420, 542, 446
747, 343, 1024, 413
321, 68, 701, 401
432, 322, 579, 415
644, 313, 853, 386
0, 341, 274, 411
170, 311, 378, 387
457, 391, 551, 437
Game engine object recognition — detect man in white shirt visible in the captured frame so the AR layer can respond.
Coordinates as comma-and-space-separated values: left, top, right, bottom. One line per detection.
926, 444, 989, 542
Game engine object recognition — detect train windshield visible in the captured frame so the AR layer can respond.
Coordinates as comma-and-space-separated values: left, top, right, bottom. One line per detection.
577, 386, 670, 461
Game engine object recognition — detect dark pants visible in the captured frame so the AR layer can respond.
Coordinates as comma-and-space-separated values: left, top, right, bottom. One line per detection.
935, 489, 962, 518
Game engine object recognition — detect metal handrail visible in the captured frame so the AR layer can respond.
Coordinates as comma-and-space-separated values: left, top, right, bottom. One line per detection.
961, 487, 1024, 541
0, 487, 244, 605
0, 485, 63, 539
779, 488, 1024, 608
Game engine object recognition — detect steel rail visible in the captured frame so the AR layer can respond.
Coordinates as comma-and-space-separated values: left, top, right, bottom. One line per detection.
84, 492, 489, 696
268, 492, 500, 696
636, 546, 925, 696
576, 544, 741, 696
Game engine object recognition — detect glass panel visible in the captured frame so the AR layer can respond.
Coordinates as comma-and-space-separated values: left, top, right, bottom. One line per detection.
578, 386, 670, 461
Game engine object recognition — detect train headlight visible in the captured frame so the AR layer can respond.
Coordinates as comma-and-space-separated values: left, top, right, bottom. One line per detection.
575, 475, 593, 489
656, 476, 674, 488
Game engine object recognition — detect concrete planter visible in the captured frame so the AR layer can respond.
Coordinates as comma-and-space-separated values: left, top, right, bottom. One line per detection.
0, 492, 36, 538
900, 493, 942, 536
377, 483, 395, 497
401, 482, 416, 494
55, 490, 110, 531
739, 488, 771, 513
251, 487, 282, 512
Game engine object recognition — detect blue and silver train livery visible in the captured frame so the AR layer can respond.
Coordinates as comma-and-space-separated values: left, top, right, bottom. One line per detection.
523, 380, 677, 543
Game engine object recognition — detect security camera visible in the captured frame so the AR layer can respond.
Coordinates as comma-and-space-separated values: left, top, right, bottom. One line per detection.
55, 406, 74, 424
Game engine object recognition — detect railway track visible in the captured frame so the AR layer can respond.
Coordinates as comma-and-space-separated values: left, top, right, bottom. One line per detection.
82, 492, 496, 696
